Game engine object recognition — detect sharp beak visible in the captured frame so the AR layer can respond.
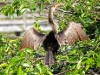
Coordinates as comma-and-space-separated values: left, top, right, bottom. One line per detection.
54, 3, 62, 8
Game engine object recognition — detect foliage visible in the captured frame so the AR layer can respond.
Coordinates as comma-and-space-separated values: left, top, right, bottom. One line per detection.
0, 0, 100, 75
0, 32, 100, 75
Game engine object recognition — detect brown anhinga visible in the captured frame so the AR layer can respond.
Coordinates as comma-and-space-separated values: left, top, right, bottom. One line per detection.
19, 4, 89, 65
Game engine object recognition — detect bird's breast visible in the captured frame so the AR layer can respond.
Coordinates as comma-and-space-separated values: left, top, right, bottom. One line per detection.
43, 31, 60, 53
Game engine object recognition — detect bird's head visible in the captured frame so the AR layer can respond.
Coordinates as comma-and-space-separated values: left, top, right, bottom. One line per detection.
50, 3, 62, 12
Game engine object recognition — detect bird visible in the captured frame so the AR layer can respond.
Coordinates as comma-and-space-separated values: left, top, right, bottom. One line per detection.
19, 3, 89, 65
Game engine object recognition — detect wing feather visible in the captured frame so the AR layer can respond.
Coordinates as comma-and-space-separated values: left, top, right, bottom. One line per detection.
55, 22, 89, 45
20, 28, 46, 50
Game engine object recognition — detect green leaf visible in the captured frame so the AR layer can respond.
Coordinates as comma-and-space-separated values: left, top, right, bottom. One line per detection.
29, 4, 37, 11
18, 66, 22, 75
5, 57, 23, 73
16, 9, 21, 16
68, 50, 76, 55
9, 8, 15, 15
25, 48, 33, 54
3, 10, 9, 16
39, 3, 44, 12
36, 64, 42, 73
46, 71, 53, 75
21, 63, 31, 67
77, 60, 82, 69
0, 63, 8, 68
33, 72, 40, 75
79, 16, 85, 24
85, 58, 94, 70
19, 5, 25, 10
33, 22, 41, 32
0, 72, 4, 75
96, 54, 100, 67
86, 64, 90, 70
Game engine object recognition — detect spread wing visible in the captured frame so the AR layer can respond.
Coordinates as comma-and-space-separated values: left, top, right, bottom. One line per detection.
20, 28, 46, 50
55, 22, 89, 45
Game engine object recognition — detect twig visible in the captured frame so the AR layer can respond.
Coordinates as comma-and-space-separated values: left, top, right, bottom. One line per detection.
88, 69, 97, 75
94, 41, 100, 51
97, 69, 100, 74
32, 57, 44, 65
53, 70, 72, 75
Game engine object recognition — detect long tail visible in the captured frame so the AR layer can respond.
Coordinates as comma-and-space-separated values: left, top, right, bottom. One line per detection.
43, 50, 54, 65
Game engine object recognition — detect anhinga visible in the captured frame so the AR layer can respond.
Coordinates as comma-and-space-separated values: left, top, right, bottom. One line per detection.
19, 4, 89, 65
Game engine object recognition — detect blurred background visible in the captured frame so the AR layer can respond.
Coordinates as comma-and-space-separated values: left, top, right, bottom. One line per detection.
0, 0, 53, 37
0, 0, 100, 39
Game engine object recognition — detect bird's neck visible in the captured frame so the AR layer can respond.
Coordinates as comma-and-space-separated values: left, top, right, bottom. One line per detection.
48, 8, 58, 33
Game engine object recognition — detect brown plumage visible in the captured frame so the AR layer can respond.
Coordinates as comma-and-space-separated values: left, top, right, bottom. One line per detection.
19, 4, 89, 65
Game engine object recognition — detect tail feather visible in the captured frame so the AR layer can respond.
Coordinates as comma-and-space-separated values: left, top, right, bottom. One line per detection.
43, 50, 54, 65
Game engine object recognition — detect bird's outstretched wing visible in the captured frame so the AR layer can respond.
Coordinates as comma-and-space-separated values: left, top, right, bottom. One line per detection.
20, 28, 46, 50
55, 22, 89, 45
